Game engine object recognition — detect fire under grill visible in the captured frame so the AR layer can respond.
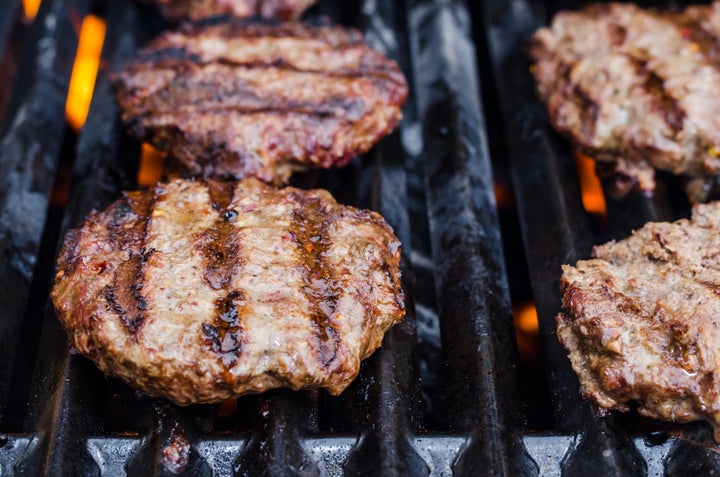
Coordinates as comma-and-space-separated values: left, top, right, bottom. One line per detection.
0, 0, 719, 475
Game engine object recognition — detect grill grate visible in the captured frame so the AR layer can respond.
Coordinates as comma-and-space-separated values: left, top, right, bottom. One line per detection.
0, 0, 719, 475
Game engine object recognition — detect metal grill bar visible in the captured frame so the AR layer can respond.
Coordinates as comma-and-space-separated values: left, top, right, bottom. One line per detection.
0, 0, 19, 56
0, 0, 88, 427
407, 1, 532, 475
341, 2, 426, 475
13, 2, 145, 475
480, 1, 657, 474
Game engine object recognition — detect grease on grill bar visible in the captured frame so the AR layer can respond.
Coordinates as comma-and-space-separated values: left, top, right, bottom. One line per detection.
1, 0, 719, 475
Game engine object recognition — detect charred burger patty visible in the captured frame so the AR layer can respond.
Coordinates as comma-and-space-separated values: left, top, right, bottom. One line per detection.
112, 20, 408, 184
531, 2, 720, 192
51, 178, 405, 405
140, 0, 318, 22
558, 202, 720, 439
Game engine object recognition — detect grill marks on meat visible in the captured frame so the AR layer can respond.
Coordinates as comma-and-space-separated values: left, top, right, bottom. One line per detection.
50, 178, 404, 405
557, 202, 720, 439
290, 196, 341, 369
204, 291, 247, 373
141, 0, 317, 22
112, 21, 408, 185
531, 2, 720, 192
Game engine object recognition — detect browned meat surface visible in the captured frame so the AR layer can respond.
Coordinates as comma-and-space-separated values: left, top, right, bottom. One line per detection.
50, 178, 404, 405
112, 21, 408, 184
557, 202, 720, 439
141, 0, 317, 21
531, 2, 720, 193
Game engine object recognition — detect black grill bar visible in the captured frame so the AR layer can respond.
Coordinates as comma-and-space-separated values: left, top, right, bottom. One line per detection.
602, 180, 687, 239
0, 0, 88, 427
481, 0, 600, 429
407, 1, 531, 475
0, 0, 20, 78
481, 1, 653, 473
341, 2, 427, 475
235, 391, 319, 476
13, 2, 145, 474
342, 135, 428, 477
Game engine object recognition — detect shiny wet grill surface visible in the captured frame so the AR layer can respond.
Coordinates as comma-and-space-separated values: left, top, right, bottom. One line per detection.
0, 0, 718, 475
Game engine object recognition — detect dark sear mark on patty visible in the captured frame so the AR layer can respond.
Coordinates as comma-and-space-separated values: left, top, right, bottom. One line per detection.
197, 227, 242, 290
111, 20, 408, 185
203, 178, 236, 211
101, 190, 160, 336
197, 180, 243, 290
103, 247, 156, 335
50, 178, 404, 405
290, 194, 341, 369
640, 67, 686, 134
203, 290, 247, 371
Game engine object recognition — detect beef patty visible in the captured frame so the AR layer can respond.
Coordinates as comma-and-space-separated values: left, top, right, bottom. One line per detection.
51, 178, 405, 405
140, 0, 317, 22
557, 202, 720, 439
112, 20, 408, 184
531, 2, 720, 193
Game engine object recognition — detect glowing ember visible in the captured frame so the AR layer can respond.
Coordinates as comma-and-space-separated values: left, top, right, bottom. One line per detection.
574, 152, 607, 219
22, 0, 41, 20
493, 181, 515, 210
65, 14, 106, 131
217, 398, 237, 418
137, 143, 166, 186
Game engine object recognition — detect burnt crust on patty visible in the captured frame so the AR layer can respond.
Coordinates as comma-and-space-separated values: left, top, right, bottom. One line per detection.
50, 178, 405, 405
111, 20, 408, 185
557, 202, 720, 439
531, 2, 720, 193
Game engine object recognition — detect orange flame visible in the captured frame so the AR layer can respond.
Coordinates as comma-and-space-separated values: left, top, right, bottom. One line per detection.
513, 302, 541, 358
65, 14, 106, 131
22, 0, 41, 20
137, 143, 166, 186
574, 152, 607, 219
515, 302, 539, 334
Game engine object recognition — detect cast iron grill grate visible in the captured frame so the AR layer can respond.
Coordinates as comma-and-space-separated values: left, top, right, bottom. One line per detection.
0, 0, 717, 475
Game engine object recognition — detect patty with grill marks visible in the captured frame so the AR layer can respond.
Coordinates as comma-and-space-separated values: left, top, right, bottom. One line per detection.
558, 202, 720, 440
50, 178, 404, 405
111, 21, 408, 185
531, 2, 720, 193
140, 0, 317, 21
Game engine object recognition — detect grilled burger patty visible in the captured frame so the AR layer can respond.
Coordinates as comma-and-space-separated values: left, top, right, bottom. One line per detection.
112, 21, 408, 184
557, 202, 720, 439
140, 0, 317, 22
51, 178, 405, 405
531, 2, 720, 192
